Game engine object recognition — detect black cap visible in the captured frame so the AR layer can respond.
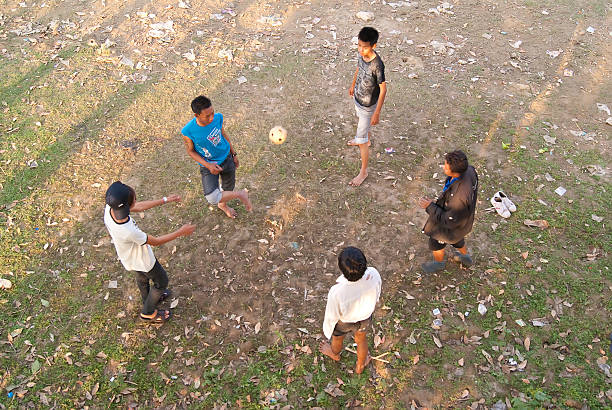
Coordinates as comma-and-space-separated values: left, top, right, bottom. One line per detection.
105, 181, 132, 219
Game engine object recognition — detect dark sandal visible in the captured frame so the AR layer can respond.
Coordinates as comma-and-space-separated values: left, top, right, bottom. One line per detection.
159, 289, 172, 303
140, 309, 172, 323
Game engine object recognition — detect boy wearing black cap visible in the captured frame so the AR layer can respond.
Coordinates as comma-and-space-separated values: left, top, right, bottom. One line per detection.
104, 181, 195, 323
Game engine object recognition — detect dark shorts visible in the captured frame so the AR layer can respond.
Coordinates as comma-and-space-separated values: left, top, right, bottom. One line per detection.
332, 316, 372, 337
200, 155, 236, 204
428, 237, 465, 251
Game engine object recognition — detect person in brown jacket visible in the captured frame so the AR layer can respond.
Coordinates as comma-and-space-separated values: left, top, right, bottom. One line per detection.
418, 150, 478, 273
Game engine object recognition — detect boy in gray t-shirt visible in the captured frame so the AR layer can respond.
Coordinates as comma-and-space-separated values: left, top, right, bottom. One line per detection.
348, 26, 387, 187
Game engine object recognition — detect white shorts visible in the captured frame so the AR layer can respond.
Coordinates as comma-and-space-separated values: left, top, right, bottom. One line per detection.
354, 97, 377, 144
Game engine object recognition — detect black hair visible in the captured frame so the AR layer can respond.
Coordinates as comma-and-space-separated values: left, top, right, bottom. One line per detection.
358, 27, 379, 47
127, 186, 136, 207
445, 150, 469, 174
338, 246, 367, 281
191, 96, 212, 115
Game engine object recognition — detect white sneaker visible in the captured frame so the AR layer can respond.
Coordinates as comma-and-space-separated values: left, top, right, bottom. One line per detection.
496, 191, 517, 212
491, 195, 511, 218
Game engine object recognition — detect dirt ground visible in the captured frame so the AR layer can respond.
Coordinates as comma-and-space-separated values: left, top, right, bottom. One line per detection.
1, 0, 610, 407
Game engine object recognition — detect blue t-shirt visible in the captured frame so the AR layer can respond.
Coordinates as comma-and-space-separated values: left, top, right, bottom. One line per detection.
181, 113, 230, 165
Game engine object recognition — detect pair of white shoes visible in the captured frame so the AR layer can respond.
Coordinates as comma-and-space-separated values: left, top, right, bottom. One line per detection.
490, 191, 516, 218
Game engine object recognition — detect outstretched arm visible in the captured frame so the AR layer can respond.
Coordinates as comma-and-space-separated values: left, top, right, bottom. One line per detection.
131, 194, 181, 213
146, 224, 196, 246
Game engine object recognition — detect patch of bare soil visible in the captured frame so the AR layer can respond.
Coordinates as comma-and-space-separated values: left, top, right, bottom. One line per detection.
2, 0, 610, 406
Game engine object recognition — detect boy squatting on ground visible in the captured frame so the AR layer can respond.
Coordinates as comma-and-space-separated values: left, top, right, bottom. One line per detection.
104, 182, 195, 323
347, 26, 387, 187
418, 150, 479, 273
319, 247, 382, 374
181, 96, 252, 219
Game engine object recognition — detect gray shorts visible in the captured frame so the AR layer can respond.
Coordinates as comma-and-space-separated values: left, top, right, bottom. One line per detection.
353, 97, 377, 144
332, 316, 372, 337
200, 155, 236, 204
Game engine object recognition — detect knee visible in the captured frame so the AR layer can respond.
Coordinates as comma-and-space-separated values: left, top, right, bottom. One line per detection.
205, 189, 222, 205
135, 273, 148, 284
156, 273, 169, 290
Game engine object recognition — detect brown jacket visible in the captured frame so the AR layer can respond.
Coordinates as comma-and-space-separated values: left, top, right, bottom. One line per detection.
423, 165, 478, 244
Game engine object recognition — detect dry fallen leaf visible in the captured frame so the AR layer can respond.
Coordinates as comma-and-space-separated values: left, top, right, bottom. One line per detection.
481, 349, 493, 365
523, 219, 549, 229
524, 337, 531, 351
408, 330, 417, 344
324, 382, 345, 397
254, 322, 261, 334
374, 334, 383, 349
413, 354, 420, 364
433, 335, 442, 348
458, 357, 464, 366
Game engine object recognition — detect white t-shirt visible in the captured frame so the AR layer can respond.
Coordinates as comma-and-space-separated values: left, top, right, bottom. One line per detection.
322, 267, 382, 339
104, 205, 156, 272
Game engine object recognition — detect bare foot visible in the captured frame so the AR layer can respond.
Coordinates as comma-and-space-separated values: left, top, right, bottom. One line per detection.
347, 139, 371, 147
218, 202, 237, 219
355, 354, 371, 374
319, 341, 341, 361
349, 171, 368, 187
238, 189, 253, 212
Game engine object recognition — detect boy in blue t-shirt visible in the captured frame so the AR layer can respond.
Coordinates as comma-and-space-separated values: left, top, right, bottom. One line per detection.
347, 27, 387, 187
181, 96, 252, 218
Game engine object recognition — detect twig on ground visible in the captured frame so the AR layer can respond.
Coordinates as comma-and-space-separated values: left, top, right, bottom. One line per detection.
344, 347, 390, 363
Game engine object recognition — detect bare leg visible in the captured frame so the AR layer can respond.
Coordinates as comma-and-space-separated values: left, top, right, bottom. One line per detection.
432, 249, 445, 262
354, 330, 371, 374
217, 190, 252, 218
319, 335, 344, 361
349, 143, 369, 186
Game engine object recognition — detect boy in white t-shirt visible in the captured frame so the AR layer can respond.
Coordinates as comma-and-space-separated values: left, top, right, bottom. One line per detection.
104, 181, 195, 323
319, 247, 382, 374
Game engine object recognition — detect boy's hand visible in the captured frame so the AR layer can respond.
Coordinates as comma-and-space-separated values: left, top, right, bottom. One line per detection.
370, 112, 380, 126
233, 156, 239, 168
208, 163, 223, 175
349, 86, 354, 96
418, 197, 432, 209
166, 194, 181, 203
179, 224, 196, 236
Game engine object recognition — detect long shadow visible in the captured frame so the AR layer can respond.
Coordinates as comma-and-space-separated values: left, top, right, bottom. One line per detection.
0, 0, 216, 206
0, 0, 268, 362
0, 46, 76, 107
0, 79, 151, 206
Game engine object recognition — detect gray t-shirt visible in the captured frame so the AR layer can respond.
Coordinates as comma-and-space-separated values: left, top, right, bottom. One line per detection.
354, 53, 385, 107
